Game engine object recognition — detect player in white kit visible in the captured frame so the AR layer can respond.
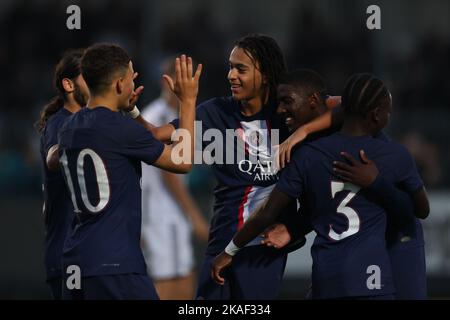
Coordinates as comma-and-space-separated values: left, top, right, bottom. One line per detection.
140, 57, 209, 300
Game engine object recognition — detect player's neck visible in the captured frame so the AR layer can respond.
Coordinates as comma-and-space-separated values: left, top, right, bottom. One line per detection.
240, 99, 261, 116
341, 116, 376, 136
240, 91, 269, 116
87, 95, 120, 112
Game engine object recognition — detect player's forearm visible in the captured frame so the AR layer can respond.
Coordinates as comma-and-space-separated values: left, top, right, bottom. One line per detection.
154, 124, 176, 144
302, 110, 333, 136
302, 98, 343, 136
232, 189, 293, 248
135, 115, 175, 143
367, 175, 415, 227
176, 98, 196, 166
233, 202, 278, 248
135, 114, 155, 130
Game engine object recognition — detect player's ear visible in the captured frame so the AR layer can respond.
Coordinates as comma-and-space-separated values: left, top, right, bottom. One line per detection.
116, 77, 124, 95
309, 93, 320, 109
371, 107, 381, 123
62, 78, 74, 94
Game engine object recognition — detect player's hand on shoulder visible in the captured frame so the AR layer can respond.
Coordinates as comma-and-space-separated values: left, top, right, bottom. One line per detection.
333, 150, 379, 188
325, 95, 342, 109
163, 55, 203, 103
211, 251, 232, 285
278, 126, 308, 169
261, 223, 291, 249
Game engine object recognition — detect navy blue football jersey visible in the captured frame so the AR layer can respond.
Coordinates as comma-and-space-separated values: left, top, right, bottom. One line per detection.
276, 132, 423, 298
375, 133, 427, 299
171, 97, 292, 254
58, 107, 164, 277
373, 131, 425, 249
40, 107, 73, 281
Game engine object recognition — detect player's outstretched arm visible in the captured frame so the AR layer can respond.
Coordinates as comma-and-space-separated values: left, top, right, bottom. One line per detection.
278, 96, 342, 169
124, 72, 177, 143
153, 55, 202, 173
211, 188, 294, 285
262, 209, 311, 252
134, 114, 175, 144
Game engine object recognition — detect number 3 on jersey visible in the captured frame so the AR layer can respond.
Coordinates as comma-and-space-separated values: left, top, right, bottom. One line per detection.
329, 181, 361, 241
60, 149, 111, 214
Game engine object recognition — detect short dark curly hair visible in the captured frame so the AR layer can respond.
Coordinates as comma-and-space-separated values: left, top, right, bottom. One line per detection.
81, 43, 131, 95
280, 68, 327, 100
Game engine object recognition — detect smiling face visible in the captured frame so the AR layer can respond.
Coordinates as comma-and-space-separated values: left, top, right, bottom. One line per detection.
276, 83, 319, 132
228, 46, 265, 104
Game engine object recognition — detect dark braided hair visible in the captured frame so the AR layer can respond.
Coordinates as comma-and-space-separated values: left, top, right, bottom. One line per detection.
342, 73, 390, 117
235, 34, 287, 105
35, 49, 84, 133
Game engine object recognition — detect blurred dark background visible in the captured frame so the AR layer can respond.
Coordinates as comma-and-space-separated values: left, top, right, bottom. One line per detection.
0, 0, 449, 299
